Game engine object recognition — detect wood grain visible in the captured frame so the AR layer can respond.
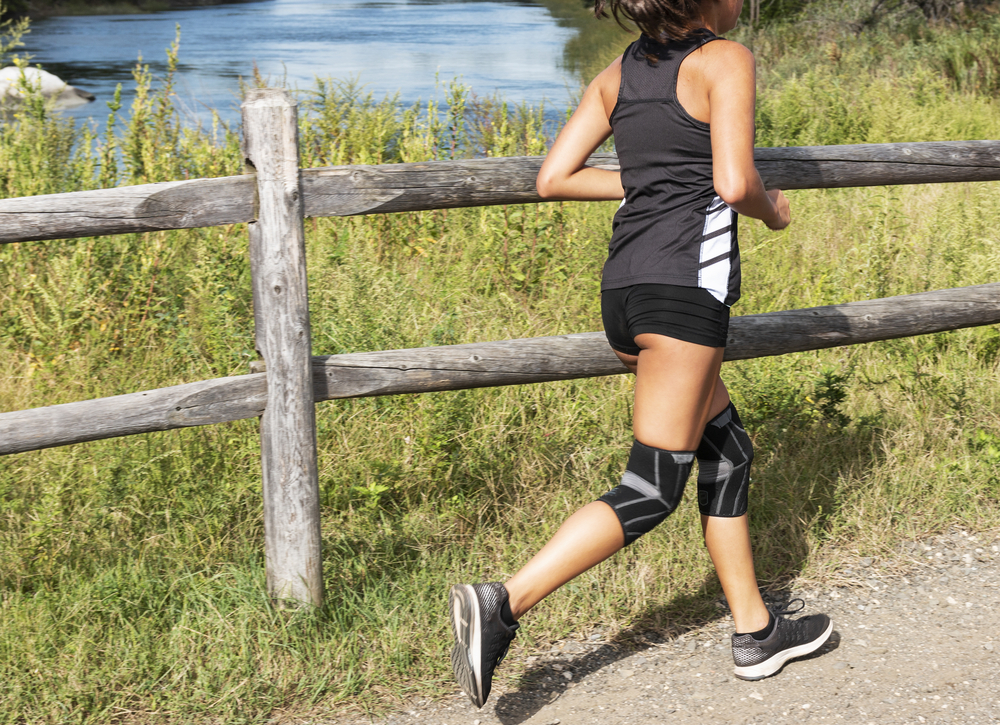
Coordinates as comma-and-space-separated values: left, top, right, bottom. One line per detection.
2, 141, 999, 244
243, 88, 323, 608
2, 284, 997, 456
755, 141, 1000, 190
0, 375, 267, 454
0, 175, 254, 243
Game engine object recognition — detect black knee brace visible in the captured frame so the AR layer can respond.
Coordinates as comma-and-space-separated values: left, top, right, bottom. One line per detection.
696, 403, 754, 517
599, 440, 694, 546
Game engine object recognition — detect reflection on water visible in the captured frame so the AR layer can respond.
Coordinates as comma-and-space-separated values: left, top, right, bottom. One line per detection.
18, 0, 577, 127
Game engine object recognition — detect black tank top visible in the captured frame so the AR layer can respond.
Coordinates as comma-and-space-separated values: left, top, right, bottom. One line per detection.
602, 31, 741, 307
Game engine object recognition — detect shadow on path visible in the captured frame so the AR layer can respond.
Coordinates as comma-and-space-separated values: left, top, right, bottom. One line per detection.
493, 411, 876, 725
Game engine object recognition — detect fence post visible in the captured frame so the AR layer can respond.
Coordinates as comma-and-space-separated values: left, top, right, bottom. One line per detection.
241, 88, 323, 607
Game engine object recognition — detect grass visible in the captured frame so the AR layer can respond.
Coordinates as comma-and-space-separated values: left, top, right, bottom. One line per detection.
1, 6, 1000, 723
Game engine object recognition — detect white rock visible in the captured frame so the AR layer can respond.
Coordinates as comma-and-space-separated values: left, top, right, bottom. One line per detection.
0, 66, 95, 109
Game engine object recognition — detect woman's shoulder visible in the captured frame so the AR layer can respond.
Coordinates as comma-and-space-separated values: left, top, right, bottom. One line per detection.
698, 37, 755, 72
594, 54, 624, 86
680, 37, 755, 94
589, 54, 624, 110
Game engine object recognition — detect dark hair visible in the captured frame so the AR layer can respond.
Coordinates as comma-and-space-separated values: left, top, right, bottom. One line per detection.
594, 0, 708, 42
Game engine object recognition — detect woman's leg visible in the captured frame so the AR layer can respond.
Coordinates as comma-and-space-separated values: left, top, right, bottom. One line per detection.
702, 514, 770, 633
696, 376, 771, 633
474, 337, 825, 697
504, 501, 624, 619
632, 336, 766, 634
629, 333, 723, 450
505, 333, 725, 619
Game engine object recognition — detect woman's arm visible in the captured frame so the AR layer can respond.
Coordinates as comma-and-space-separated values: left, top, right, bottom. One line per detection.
704, 41, 790, 231
536, 59, 624, 201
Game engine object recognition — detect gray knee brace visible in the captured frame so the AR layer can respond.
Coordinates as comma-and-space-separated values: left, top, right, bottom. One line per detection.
599, 440, 694, 546
696, 403, 754, 517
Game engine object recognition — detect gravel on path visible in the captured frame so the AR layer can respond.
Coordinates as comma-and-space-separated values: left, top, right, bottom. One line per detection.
355, 529, 1000, 725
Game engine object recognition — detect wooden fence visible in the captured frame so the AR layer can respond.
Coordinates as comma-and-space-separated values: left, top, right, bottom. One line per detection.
2, 87, 1000, 605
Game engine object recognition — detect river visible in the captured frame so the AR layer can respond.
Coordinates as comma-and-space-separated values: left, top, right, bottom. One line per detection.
16, 0, 579, 128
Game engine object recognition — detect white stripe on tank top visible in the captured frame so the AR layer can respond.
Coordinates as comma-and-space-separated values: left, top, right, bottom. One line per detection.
697, 196, 736, 304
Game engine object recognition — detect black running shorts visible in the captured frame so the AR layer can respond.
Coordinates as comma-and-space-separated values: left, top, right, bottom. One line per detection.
601, 283, 730, 354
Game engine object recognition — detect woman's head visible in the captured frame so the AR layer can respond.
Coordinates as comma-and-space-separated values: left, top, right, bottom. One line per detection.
594, 0, 739, 41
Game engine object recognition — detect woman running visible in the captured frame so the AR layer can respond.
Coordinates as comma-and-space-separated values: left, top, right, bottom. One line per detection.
449, 0, 832, 708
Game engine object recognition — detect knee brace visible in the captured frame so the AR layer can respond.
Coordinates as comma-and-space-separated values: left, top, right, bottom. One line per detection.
696, 403, 754, 517
598, 440, 694, 546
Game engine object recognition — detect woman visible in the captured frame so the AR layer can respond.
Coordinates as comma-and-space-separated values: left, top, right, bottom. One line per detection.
449, 0, 832, 708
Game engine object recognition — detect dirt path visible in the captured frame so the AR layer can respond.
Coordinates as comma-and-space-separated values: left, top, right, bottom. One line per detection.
361, 529, 1000, 725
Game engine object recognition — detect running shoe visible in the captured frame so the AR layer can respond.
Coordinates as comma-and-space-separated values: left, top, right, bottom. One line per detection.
449, 582, 519, 708
731, 599, 832, 680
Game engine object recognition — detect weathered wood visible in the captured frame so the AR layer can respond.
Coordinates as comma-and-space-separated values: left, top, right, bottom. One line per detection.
243, 88, 322, 608
722, 283, 1000, 358
3, 141, 1000, 244
755, 142, 1000, 190
297, 155, 605, 217
0, 375, 267, 454
2, 284, 998, 457
301, 142, 1000, 218
0, 176, 254, 243
309, 283, 1000, 396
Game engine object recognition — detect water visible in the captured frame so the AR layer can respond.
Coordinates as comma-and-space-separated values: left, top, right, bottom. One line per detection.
16, 0, 578, 128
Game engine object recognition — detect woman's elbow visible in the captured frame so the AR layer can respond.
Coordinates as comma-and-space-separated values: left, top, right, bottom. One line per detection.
715, 177, 751, 207
536, 171, 559, 199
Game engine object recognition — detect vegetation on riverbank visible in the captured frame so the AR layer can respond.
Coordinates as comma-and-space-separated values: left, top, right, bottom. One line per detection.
1, 4, 1000, 723
541, 0, 1000, 79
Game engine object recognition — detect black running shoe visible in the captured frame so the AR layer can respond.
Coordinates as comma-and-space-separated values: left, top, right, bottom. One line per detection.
731, 599, 832, 680
449, 582, 519, 708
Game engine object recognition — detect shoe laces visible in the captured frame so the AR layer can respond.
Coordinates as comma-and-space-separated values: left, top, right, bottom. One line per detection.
772, 598, 805, 618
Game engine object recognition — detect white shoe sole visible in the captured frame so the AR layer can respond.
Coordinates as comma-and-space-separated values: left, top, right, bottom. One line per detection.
449, 584, 485, 707
734, 618, 834, 681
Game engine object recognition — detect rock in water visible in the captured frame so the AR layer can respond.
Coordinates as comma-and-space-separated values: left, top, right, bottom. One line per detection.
0, 66, 96, 109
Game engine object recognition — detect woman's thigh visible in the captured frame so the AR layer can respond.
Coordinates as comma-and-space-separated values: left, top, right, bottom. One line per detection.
632, 333, 725, 451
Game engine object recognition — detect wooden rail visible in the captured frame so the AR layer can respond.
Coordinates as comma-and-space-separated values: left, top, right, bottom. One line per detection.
2, 141, 1000, 244
3, 90, 1000, 606
3, 282, 998, 457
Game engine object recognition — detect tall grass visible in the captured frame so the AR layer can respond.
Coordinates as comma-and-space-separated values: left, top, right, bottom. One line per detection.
1, 11, 1000, 723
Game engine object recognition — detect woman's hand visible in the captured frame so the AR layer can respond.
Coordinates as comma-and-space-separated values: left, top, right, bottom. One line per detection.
536, 59, 624, 202
764, 189, 791, 230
